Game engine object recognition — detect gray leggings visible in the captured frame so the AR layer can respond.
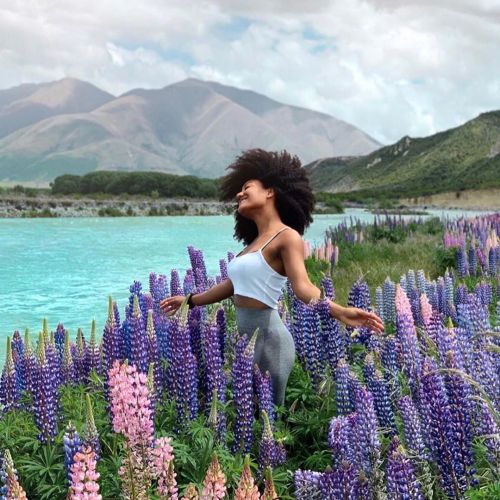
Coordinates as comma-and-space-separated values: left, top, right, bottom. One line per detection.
235, 306, 296, 406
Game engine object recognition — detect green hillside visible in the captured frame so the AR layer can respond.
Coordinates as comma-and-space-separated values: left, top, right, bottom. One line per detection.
305, 111, 500, 200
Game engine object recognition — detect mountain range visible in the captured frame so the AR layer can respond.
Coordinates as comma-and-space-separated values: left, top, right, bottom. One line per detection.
305, 111, 500, 198
0, 77, 381, 182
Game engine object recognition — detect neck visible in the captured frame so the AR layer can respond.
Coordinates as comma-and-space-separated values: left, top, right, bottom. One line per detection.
252, 208, 284, 235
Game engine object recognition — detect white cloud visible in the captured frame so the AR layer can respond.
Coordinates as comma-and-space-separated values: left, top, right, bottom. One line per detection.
0, 0, 499, 144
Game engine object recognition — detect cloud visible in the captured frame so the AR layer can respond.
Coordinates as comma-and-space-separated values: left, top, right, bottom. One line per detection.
0, 0, 498, 145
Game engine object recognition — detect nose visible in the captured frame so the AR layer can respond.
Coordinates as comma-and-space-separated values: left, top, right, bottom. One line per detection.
236, 190, 244, 201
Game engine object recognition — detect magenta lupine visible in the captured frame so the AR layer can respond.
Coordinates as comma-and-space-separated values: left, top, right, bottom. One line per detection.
201, 454, 226, 500
254, 365, 275, 425
232, 331, 257, 454
398, 396, 428, 459
33, 334, 58, 443
386, 438, 424, 500
334, 358, 352, 416
152, 437, 178, 499
68, 445, 102, 500
258, 410, 286, 476
234, 455, 259, 500
64, 421, 82, 484
0, 337, 19, 412
294, 469, 322, 499
83, 394, 101, 461
86, 319, 101, 376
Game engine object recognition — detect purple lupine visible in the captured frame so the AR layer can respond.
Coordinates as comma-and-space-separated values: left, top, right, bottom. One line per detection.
468, 246, 477, 276
328, 414, 358, 467
82, 393, 101, 460
294, 469, 322, 499
488, 247, 497, 276
419, 358, 467, 498
456, 246, 468, 277
363, 353, 376, 390
409, 287, 422, 326
320, 275, 335, 300
102, 296, 123, 374
45, 334, 62, 390
146, 310, 162, 393
347, 278, 372, 344
74, 328, 89, 382
301, 303, 324, 390
86, 319, 101, 377
215, 307, 226, 364
455, 284, 468, 308
21, 329, 35, 394
475, 402, 499, 466
372, 369, 396, 433
383, 277, 396, 325
316, 299, 344, 372
258, 410, 286, 477
386, 437, 425, 500
319, 461, 361, 499
375, 286, 384, 322
0, 337, 19, 412
355, 387, 381, 474
334, 359, 352, 416
219, 259, 228, 280
398, 396, 427, 459
170, 269, 182, 296
232, 331, 257, 454
61, 331, 76, 385
203, 322, 227, 429
128, 294, 149, 373
254, 365, 275, 426
33, 334, 58, 443
380, 336, 401, 405
348, 370, 362, 412
11, 331, 24, 392
183, 269, 195, 295
54, 323, 66, 361
416, 269, 426, 293
187, 306, 204, 373
188, 246, 208, 291
63, 421, 82, 484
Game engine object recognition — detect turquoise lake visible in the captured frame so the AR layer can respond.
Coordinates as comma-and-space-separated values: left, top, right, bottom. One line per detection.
0, 208, 492, 362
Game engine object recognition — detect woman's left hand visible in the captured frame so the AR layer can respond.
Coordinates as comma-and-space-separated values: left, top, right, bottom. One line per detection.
336, 306, 385, 334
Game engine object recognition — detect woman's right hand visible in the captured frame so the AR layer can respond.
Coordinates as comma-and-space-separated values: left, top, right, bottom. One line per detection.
159, 295, 186, 316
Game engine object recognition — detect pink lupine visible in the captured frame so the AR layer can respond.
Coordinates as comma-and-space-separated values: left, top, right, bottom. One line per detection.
262, 466, 278, 500
420, 294, 432, 329
395, 285, 412, 317
235, 455, 259, 500
201, 454, 226, 499
152, 437, 178, 499
68, 445, 102, 500
182, 484, 200, 499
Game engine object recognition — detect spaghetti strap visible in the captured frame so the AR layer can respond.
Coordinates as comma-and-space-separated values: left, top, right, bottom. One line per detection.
260, 227, 289, 251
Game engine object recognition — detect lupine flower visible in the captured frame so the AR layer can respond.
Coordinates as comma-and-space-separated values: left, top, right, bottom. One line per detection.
398, 396, 427, 459
375, 286, 384, 322
319, 461, 360, 499
146, 309, 162, 392
420, 293, 432, 329
232, 331, 257, 454
86, 319, 101, 376
201, 454, 226, 500
321, 275, 335, 300
328, 415, 358, 467
254, 365, 275, 425
301, 302, 324, 389
372, 369, 396, 433
355, 387, 381, 473
334, 359, 352, 416
54, 322, 66, 360
215, 307, 226, 364
386, 437, 424, 500
347, 370, 362, 414
64, 421, 82, 484
235, 455, 259, 500
152, 437, 178, 499
182, 484, 200, 499
33, 334, 58, 443
316, 299, 344, 371
475, 402, 499, 466
258, 410, 286, 476
183, 269, 195, 295
383, 278, 396, 325
61, 331, 76, 385
74, 328, 89, 382
102, 296, 123, 374
0, 337, 19, 412
68, 445, 101, 500
128, 294, 149, 373
1, 449, 28, 500
219, 259, 228, 280
170, 269, 183, 296
83, 394, 101, 461
262, 466, 279, 500
21, 329, 35, 394
294, 469, 322, 499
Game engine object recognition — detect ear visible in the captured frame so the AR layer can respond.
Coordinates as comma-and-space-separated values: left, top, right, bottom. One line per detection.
266, 187, 275, 199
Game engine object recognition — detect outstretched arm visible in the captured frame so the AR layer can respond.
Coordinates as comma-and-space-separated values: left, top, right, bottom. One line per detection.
159, 278, 234, 316
280, 231, 384, 334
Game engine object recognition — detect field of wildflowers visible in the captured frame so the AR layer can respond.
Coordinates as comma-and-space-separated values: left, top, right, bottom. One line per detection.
0, 213, 499, 499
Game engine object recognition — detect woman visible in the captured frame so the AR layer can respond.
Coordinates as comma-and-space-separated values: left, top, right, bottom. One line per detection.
160, 149, 384, 406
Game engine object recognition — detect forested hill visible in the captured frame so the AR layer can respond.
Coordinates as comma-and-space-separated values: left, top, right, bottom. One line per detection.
304, 110, 500, 199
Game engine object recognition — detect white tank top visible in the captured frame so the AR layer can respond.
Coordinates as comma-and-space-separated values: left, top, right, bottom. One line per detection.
227, 228, 289, 309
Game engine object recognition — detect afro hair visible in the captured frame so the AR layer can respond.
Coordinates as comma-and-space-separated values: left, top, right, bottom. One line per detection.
220, 148, 315, 245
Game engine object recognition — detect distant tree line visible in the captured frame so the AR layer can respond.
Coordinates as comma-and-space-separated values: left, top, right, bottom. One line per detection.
50, 171, 220, 199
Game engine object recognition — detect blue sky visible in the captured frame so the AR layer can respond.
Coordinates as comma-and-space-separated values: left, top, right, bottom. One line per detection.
1, 0, 499, 144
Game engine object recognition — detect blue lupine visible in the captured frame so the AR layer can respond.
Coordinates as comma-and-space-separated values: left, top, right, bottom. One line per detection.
456, 246, 468, 277
232, 331, 257, 454
372, 369, 397, 433
258, 410, 286, 476
419, 358, 467, 498
348, 370, 362, 413
33, 335, 58, 443
102, 296, 122, 374
0, 337, 19, 412
254, 365, 275, 426
319, 461, 366, 499
426, 280, 438, 311
128, 294, 149, 373
409, 287, 422, 326
170, 269, 182, 296
320, 275, 335, 300
82, 393, 101, 460
294, 469, 322, 499
301, 303, 324, 389
406, 269, 416, 291
375, 286, 384, 322
386, 437, 425, 500
362, 353, 376, 391
215, 307, 226, 364
455, 284, 468, 308
335, 359, 352, 416
416, 269, 426, 293
328, 414, 358, 467
355, 387, 381, 473
11, 331, 26, 393
0, 450, 7, 499
475, 402, 499, 466
347, 279, 372, 343
146, 310, 162, 392
54, 323, 66, 360
398, 395, 427, 459
383, 277, 396, 325
188, 246, 208, 291
316, 299, 344, 371
63, 421, 82, 484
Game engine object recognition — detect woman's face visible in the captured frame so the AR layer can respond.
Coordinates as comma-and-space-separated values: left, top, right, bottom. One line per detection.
235, 179, 272, 216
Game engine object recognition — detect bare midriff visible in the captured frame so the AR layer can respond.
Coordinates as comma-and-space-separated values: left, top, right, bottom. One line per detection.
233, 294, 271, 309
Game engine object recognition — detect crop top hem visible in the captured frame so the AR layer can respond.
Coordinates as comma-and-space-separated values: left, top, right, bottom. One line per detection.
233, 291, 279, 310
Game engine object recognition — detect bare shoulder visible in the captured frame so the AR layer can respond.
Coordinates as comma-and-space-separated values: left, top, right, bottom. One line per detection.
279, 227, 303, 248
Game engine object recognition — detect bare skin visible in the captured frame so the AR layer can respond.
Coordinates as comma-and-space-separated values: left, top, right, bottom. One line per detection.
160, 179, 384, 334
